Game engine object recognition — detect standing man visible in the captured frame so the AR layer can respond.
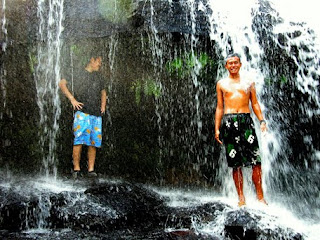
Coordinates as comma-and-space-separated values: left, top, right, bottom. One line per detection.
59, 56, 107, 179
215, 53, 267, 206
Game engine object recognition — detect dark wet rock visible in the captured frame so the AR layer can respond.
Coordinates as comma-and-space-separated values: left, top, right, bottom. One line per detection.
63, 1, 127, 39
62, 0, 212, 39
164, 202, 227, 231
133, 0, 211, 35
224, 209, 304, 240
0, 181, 305, 239
48, 181, 171, 232
0, 188, 39, 230
164, 203, 304, 240
84, 182, 169, 227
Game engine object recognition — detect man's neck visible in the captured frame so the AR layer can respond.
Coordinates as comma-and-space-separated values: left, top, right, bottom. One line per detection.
229, 73, 240, 81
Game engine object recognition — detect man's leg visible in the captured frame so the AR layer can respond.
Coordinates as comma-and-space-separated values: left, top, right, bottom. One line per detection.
73, 145, 82, 171
233, 167, 246, 206
87, 146, 96, 172
252, 164, 268, 204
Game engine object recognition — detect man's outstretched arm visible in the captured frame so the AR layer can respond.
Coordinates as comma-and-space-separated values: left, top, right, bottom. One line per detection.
59, 79, 83, 111
100, 89, 107, 114
215, 81, 224, 144
250, 82, 267, 132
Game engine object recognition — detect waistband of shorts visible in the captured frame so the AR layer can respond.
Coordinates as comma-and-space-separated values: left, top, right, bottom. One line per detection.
223, 113, 251, 118
74, 111, 101, 118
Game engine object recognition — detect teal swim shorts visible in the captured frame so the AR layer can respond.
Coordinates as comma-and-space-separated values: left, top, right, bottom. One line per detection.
73, 111, 102, 147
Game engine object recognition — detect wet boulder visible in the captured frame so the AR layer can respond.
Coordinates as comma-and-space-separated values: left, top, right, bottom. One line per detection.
0, 188, 39, 230
83, 182, 170, 228
0, 181, 306, 239
40, 181, 171, 232
224, 209, 303, 240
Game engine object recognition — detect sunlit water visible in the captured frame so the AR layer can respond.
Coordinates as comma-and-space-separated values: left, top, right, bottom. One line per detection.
146, 0, 320, 238
272, 0, 320, 41
1, 0, 319, 238
153, 186, 320, 240
206, 0, 320, 233
1, 176, 319, 239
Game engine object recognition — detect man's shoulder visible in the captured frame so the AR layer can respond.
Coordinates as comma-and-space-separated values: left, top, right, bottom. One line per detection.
217, 77, 228, 84
217, 78, 229, 89
241, 75, 254, 83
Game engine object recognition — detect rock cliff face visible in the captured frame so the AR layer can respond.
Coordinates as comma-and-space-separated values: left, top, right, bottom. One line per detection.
0, 179, 303, 239
62, 0, 211, 39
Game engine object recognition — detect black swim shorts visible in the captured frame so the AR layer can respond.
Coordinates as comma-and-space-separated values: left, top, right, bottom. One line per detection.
220, 113, 261, 168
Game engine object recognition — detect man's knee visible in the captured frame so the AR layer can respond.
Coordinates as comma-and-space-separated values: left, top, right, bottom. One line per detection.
232, 166, 242, 173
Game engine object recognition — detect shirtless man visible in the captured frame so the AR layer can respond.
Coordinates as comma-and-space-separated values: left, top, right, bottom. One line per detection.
215, 53, 267, 206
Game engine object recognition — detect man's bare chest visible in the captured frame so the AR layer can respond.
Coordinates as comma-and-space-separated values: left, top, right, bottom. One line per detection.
222, 82, 250, 96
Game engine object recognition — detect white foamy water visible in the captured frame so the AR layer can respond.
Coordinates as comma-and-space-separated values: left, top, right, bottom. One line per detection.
154, 187, 320, 240
31, 177, 86, 193
35, 0, 64, 178
271, 0, 320, 41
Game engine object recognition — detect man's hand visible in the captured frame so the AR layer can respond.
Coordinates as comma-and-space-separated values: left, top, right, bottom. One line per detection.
101, 105, 106, 114
260, 122, 267, 132
215, 130, 223, 145
70, 98, 84, 110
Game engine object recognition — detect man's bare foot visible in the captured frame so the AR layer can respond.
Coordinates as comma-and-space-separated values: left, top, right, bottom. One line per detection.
238, 199, 246, 207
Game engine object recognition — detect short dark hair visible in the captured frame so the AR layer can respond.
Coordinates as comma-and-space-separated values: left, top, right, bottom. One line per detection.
225, 53, 241, 64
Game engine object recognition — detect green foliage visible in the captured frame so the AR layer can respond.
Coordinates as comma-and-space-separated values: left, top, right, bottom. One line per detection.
280, 75, 288, 84
98, 0, 137, 24
264, 77, 272, 85
130, 78, 161, 105
70, 44, 81, 55
28, 52, 37, 74
166, 52, 215, 78
167, 58, 184, 78
131, 79, 142, 105
264, 75, 288, 85
70, 44, 89, 66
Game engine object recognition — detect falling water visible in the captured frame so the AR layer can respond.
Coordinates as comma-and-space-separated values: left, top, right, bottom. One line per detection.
206, 0, 268, 204
0, 0, 7, 52
143, 0, 320, 238
144, 0, 166, 173
0, 0, 7, 108
104, 34, 119, 153
262, 0, 320, 221
195, 0, 320, 219
35, 0, 64, 178
1, 0, 320, 239
144, 0, 217, 184
270, 1, 320, 113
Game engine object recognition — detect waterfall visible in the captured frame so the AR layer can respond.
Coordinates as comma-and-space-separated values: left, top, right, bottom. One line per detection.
144, 0, 216, 184
35, 0, 64, 178
0, 0, 7, 108
206, 0, 268, 204
104, 34, 119, 154
261, 0, 320, 220
206, 0, 320, 221
141, 0, 320, 226
0, 0, 7, 52
1, 0, 320, 239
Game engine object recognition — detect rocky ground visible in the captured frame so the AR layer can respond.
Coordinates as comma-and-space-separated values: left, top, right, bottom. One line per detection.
0, 177, 303, 240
